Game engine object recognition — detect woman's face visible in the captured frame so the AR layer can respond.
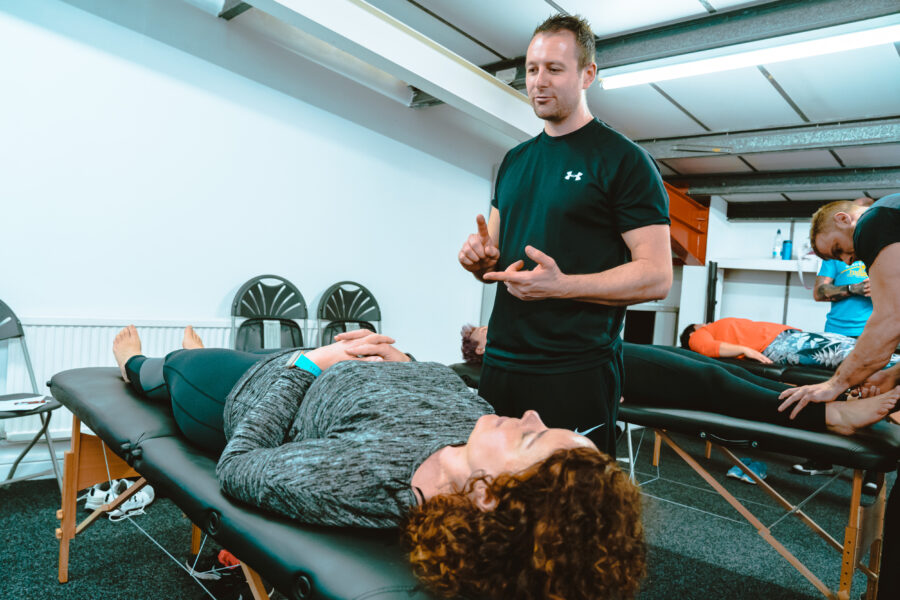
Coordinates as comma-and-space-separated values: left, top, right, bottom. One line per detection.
465, 410, 595, 477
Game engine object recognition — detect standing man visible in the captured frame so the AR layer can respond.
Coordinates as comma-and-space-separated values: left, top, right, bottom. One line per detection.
795, 198, 875, 477
457, 14, 672, 456
777, 193, 900, 600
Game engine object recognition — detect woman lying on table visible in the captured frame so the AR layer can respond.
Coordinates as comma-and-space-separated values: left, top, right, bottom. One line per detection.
113, 325, 644, 600
461, 326, 900, 435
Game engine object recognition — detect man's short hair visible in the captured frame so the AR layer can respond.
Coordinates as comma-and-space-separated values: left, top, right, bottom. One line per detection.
679, 324, 698, 349
809, 201, 860, 259
533, 14, 595, 71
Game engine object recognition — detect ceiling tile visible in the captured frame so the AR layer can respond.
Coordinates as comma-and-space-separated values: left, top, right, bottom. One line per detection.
561, 0, 707, 38
833, 144, 900, 168
763, 44, 900, 122
706, 0, 776, 10
721, 193, 787, 202
665, 155, 754, 174
742, 150, 841, 171
785, 190, 866, 201
364, 0, 502, 64
407, 0, 556, 59
654, 67, 805, 131
589, 84, 707, 139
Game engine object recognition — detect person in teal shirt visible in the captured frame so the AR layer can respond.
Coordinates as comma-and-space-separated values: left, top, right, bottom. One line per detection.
814, 196, 875, 338
814, 259, 872, 336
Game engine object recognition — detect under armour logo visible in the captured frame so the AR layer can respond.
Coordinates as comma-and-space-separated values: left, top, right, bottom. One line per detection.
564, 171, 583, 181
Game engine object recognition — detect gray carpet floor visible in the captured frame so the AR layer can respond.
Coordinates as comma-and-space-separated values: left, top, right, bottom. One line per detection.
0, 429, 891, 599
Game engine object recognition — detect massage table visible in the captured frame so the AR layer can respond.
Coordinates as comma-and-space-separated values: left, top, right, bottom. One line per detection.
618, 404, 900, 600
449, 361, 900, 599
49, 367, 441, 600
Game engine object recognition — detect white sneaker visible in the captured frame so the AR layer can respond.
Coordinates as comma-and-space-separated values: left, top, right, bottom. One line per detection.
82, 479, 128, 510
108, 481, 155, 521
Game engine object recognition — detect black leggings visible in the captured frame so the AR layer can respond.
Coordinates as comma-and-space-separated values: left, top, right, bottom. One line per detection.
125, 349, 263, 454
622, 343, 826, 431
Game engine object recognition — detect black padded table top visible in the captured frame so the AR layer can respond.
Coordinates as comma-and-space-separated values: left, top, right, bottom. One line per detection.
715, 357, 834, 386
620, 404, 900, 472
50, 368, 182, 463
49, 367, 442, 600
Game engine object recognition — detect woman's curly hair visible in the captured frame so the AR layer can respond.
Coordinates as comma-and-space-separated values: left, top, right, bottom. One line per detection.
405, 447, 645, 600
460, 324, 483, 365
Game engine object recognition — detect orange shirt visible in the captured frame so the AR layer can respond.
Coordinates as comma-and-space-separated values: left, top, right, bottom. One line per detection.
688, 318, 798, 358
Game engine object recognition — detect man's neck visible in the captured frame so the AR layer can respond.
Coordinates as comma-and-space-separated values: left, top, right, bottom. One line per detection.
544, 106, 594, 137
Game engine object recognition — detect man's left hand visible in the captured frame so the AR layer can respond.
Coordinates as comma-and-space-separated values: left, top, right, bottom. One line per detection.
777, 380, 845, 419
482, 246, 567, 301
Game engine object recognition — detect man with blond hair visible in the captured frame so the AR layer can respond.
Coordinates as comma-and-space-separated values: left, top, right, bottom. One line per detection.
778, 192, 900, 600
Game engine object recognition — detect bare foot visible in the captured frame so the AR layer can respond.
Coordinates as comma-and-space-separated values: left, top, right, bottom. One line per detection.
113, 325, 142, 382
825, 386, 900, 435
182, 325, 204, 350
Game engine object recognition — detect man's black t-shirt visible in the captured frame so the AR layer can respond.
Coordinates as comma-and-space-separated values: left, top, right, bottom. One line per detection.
853, 193, 900, 269
486, 119, 669, 373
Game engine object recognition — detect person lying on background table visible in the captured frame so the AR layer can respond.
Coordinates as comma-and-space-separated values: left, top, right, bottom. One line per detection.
459, 326, 899, 437
679, 316, 900, 369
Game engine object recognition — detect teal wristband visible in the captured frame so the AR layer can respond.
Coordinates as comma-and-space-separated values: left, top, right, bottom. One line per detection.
294, 353, 322, 377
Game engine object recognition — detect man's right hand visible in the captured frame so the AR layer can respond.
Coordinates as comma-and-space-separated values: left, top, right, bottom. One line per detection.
458, 214, 499, 277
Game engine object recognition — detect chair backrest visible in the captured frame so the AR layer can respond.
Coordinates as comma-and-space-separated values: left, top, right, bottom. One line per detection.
0, 299, 25, 342
0, 299, 38, 392
230, 275, 308, 352
317, 281, 381, 346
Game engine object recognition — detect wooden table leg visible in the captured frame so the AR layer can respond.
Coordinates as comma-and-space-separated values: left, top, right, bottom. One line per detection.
56, 418, 82, 583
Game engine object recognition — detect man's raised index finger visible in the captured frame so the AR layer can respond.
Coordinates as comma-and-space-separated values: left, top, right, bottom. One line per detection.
476, 214, 490, 240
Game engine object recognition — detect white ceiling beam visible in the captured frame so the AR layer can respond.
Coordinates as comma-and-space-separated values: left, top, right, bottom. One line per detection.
247, 0, 542, 142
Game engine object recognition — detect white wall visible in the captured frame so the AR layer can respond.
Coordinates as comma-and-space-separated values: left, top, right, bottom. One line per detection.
687, 197, 828, 333
0, 0, 507, 365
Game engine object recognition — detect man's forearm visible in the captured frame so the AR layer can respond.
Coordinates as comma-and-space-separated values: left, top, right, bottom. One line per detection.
830, 310, 900, 388
815, 282, 855, 301
562, 259, 672, 306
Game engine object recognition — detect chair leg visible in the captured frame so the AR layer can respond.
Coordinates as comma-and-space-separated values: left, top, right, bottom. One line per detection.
41, 413, 64, 492
4, 420, 46, 481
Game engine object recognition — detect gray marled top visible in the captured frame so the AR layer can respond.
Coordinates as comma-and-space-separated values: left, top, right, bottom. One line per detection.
216, 352, 493, 528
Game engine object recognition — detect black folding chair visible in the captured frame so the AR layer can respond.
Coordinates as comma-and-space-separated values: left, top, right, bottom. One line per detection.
0, 299, 63, 491
230, 275, 308, 352
317, 281, 381, 347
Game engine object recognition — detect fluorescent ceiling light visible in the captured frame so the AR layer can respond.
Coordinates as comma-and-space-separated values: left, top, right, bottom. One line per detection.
599, 17, 900, 90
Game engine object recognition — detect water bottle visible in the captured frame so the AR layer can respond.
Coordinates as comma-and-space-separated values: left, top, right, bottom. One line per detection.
772, 229, 782, 258
781, 239, 792, 260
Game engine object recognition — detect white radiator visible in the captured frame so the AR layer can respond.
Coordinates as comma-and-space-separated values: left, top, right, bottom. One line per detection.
2, 319, 232, 442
